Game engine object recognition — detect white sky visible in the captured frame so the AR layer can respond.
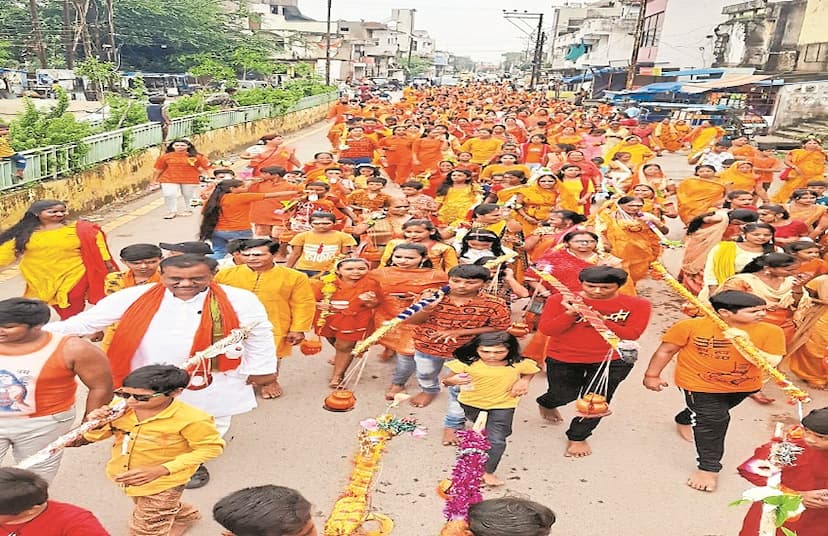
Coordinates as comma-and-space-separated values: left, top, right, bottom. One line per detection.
300, 0, 559, 63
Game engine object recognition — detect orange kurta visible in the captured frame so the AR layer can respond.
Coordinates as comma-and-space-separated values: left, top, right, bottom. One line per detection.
311, 276, 383, 342
370, 267, 448, 355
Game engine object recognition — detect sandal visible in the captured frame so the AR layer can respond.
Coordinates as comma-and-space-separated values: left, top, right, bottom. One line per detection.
329, 376, 344, 388
163, 213, 176, 220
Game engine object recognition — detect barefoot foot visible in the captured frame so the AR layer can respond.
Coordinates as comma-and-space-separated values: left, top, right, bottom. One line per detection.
750, 391, 775, 405
385, 384, 405, 401
539, 405, 563, 424
687, 470, 718, 492
482, 473, 504, 487
329, 376, 344, 388
409, 391, 437, 408
676, 423, 694, 443
564, 440, 592, 458
259, 381, 283, 399
442, 428, 460, 446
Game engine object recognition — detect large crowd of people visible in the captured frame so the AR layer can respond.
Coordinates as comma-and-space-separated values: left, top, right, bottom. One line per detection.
0, 83, 827, 535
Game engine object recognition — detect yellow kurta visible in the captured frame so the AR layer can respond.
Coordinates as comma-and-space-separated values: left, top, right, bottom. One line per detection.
436, 186, 483, 226
0, 222, 111, 308
215, 264, 316, 357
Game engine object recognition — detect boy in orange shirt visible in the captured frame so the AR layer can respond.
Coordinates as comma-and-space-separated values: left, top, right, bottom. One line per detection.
643, 290, 785, 494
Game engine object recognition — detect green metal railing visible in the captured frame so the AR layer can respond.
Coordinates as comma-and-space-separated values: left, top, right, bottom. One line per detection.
0, 91, 338, 191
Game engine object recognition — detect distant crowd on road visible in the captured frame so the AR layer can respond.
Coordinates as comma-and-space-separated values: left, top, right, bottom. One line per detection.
0, 82, 826, 535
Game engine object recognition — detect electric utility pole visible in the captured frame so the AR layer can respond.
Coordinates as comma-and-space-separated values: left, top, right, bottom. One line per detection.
502, 10, 545, 90
626, 0, 647, 89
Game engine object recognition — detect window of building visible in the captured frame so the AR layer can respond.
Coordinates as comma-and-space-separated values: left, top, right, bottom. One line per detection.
803, 42, 828, 63
340, 26, 350, 32
642, 11, 663, 48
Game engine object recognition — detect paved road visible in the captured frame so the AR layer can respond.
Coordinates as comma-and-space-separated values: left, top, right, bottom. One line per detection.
2, 122, 825, 536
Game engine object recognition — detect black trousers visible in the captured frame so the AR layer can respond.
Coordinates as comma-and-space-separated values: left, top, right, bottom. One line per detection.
674, 389, 755, 472
459, 403, 515, 474
536, 358, 633, 441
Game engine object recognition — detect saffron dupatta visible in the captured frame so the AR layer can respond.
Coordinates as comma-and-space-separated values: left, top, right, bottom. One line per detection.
76, 220, 112, 304
106, 282, 241, 386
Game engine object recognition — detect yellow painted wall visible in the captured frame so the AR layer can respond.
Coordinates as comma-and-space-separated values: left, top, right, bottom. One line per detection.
799, 0, 828, 45
0, 102, 331, 229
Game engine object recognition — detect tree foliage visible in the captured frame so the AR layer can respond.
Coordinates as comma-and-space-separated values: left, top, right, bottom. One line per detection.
404, 56, 432, 77
0, 0, 283, 73
8, 86, 93, 150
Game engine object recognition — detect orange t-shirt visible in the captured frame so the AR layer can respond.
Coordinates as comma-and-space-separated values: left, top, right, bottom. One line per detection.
341, 136, 378, 159
379, 136, 414, 164
250, 145, 297, 172
154, 152, 210, 184
248, 180, 303, 225
215, 193, 266, 231
662, 317, 785, 393
750, 154, 781, 184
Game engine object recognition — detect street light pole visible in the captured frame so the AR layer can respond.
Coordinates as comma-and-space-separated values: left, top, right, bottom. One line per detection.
325, 0, 332, 85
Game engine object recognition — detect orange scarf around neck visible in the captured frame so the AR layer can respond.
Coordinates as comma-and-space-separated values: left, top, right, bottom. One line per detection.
106, 282, 241, 386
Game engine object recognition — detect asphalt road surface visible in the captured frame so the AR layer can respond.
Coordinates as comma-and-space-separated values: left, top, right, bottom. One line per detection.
1, 121, 824, 536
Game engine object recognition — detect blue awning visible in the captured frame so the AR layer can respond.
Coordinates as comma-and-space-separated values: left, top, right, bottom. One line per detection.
561, 67, 626, 84
657, 68, 725, 77
626, 81, 685, 94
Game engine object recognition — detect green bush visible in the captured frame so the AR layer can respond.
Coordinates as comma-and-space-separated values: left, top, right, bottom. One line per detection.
167, 92, 219, 118
9, 87, 93, 151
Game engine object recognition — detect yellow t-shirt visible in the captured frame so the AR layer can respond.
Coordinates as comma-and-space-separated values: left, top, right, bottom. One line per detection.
460, 138, 504, 164
445, 359, 540, 409
289, 230, 356, 272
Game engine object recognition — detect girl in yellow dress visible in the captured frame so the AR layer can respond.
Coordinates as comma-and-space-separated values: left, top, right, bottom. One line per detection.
435, 169, 483, 225
0, 200, 115, 319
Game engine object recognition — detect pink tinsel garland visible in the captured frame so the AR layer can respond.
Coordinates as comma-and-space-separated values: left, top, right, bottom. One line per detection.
443, 429, 491, 521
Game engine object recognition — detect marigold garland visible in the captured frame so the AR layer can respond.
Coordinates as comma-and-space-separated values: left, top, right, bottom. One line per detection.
317, 271, 339, 329
650, 261, 810, 403
324, 396, 426, 536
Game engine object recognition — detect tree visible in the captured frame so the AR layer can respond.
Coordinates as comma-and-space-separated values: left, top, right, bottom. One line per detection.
75, 57, 118, 98
230, 38, 278, 80
404, 55, 431, 77
185, 54, 238, 87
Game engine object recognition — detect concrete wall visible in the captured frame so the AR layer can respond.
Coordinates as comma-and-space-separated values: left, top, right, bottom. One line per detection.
642, 0, 729, 68
798, 0, 828, 45
0, 101, 332, 229
771, 80, 828, 130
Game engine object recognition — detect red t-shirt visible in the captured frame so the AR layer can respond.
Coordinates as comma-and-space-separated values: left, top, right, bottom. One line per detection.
1, 500, 110, 536
539, 293, 651, 363
773, 220, 809, 239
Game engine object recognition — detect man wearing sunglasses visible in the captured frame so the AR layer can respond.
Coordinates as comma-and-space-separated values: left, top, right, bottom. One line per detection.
44, 254, 276, 488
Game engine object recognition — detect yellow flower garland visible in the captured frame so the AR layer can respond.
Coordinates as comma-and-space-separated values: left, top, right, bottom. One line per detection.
317, 272, 339, 329
650, 261, 810, 403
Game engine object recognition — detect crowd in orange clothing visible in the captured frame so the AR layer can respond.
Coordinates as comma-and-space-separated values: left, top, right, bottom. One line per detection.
2, 81, 828, 535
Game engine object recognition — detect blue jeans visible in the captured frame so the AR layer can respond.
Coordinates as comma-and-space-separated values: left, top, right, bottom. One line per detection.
350, 156, 372, 165
413, 350, 446, 394
443, 385, 466, 429
460, 404, 515, 473
4, 153, 26, 170
210, 229, 252, 259
391, 353, 415, 387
